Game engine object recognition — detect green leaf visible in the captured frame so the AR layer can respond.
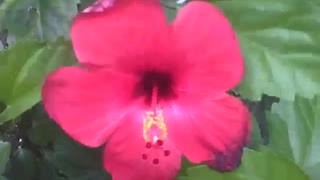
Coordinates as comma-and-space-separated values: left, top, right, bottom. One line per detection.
213, 0, 320, 100
179, 158, 194, 176
268, 96, 320, 180
36, 159, 66, 180
78, 0, 95, 12
27, 103, 63, 146
25, 104, 110, 179
179, 149, 308, 180
0, 0, 78, 41
79, 0, 178, 22
45, 135, 111, 180
0, 176, 7, 180
5, 145, 65, 180
247, 115, 263, 149
163, 6, 178, 22
161, 0, 178, 22
5, 147, 37, 180
0, 39, 77, 124
0, 141, 10, 174
28, 116, 61, 146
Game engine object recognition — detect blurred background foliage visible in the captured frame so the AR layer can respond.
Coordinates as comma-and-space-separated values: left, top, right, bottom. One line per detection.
0, 0, 320, 179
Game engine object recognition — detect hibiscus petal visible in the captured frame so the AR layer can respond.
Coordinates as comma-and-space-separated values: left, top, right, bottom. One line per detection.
164, 93, 251, 172
103, 101, 181, 180
42, 67, 137, 147
173, 1, 244, 92
71, 0, 172, 72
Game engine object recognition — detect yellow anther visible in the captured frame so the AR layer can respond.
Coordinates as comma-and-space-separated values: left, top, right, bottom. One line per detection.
143, 107, 168, 142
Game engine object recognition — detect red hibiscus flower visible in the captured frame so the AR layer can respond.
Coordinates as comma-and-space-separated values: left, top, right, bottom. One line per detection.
42, 0, 251, 180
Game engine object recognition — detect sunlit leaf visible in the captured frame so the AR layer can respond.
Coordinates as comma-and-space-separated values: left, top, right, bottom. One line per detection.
213, 0, 320, 100
268, 96, 320, 179
0, 39, 77, 123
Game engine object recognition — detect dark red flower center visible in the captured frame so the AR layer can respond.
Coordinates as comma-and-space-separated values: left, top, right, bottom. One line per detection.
135, 71, 176, 105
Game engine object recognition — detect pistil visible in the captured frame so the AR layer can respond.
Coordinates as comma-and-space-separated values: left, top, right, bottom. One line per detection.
141, 85, 171, 164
